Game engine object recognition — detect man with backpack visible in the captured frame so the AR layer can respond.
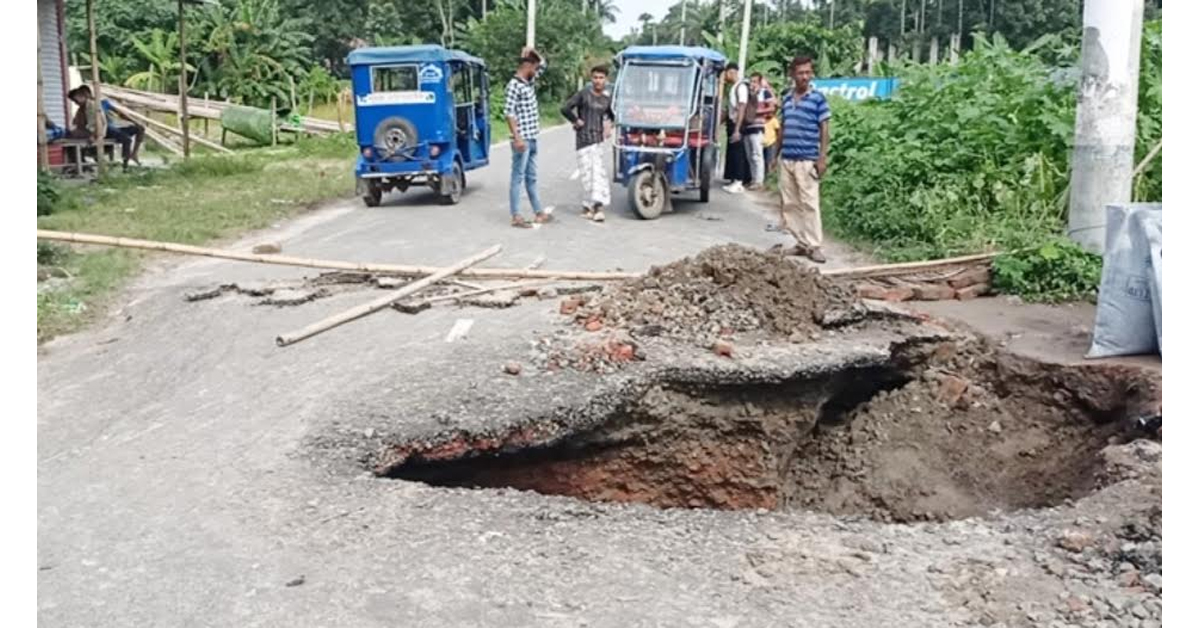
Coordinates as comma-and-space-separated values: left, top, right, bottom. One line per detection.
729, 70, 766, 192
721, 64, 751, 193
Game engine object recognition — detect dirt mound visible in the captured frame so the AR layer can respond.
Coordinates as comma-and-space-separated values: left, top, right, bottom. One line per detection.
560, 244, 858, 347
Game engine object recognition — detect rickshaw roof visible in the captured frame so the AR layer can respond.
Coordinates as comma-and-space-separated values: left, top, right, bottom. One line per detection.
347, 45, 485, 67
617, 46, 726, 65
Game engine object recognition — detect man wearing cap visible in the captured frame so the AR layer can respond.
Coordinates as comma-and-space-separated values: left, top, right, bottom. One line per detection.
504, 47, 551, 228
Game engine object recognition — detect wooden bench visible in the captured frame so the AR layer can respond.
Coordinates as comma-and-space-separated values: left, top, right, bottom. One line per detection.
51, 139, 120, 176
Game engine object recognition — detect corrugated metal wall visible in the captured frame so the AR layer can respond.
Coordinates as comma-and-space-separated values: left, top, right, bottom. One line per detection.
39, 0, 66, 127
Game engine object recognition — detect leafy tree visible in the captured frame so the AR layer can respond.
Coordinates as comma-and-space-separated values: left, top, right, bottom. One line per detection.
195, 0, 314, 107
458, 0, 612, 113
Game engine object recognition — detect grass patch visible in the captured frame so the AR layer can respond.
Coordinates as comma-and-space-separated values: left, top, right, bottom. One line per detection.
37, 134, 356, 341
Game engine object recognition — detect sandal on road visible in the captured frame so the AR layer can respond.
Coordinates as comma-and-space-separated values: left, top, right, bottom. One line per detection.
534, 212, 554, 224
511, 216, 533, 229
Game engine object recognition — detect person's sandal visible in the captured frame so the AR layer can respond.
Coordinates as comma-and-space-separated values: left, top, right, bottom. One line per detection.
807, 248, 827, 263
592, 210, 606, 222
534, 212, 554, 224
511, 216, 532, 229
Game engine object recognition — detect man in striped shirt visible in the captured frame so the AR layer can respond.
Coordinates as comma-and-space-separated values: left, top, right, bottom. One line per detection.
504, 47, 551, 228
773, 56, 832, 263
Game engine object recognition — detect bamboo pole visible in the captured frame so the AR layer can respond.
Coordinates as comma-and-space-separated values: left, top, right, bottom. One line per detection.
106, 101, 233, 154
178, 0, 190, 158
87, 0, 106, 175
35, 230, 641, 281
1131, 139, 1162, 180
336, 91, 345, 132
823, 252, 1000, 279
143, 127, 185, 157
418, 280, 552, 306
276, 245, 504, 346
271, 97, 278, 146
204, 92, 210, 137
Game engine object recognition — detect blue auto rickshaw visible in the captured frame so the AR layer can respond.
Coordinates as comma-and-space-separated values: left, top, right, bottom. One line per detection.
611, 46, 726, 219
348, 45, 491, 206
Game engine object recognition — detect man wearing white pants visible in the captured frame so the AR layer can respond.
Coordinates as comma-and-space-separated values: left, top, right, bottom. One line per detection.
561, 65, 615, 221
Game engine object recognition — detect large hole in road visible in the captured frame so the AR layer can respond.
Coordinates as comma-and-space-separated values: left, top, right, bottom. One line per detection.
385, 343, 1160, 522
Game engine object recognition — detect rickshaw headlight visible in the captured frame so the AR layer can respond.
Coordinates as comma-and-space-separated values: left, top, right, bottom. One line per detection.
362, 147, 374, 159
429, 145, 442, 157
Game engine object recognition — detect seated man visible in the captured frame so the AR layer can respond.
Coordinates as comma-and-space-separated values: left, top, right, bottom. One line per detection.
68, 85, 144, 167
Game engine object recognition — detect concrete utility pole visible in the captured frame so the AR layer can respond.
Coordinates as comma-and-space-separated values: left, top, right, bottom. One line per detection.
737, 0, 753, 74
717, 0, 726, 44
1068, 0, 1145, 253
526, 0, 536, 47
680, 0, 687, 44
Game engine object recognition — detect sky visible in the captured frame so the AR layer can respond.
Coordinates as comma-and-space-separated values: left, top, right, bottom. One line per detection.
603, 1, 817, 40
605, 0, 678, 39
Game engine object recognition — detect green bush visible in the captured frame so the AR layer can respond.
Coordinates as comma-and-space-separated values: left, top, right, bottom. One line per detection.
825, 33, 1077, 262
822, 21, 1161, 301
993, 239, 1102, 302
38, 171, 68, 216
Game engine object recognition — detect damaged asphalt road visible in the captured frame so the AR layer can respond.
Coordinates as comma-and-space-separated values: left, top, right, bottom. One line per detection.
38, 128, 1161, 627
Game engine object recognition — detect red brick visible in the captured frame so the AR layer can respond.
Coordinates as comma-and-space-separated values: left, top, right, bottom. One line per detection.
937, 375, 969, 407
955, 283, 991, 300
912, 284, 957, 301
856, 284, 889, 300
948, 267, 992, 289
713, 340, 734, 357
882, 286, 915, 302
559, 298, 582, 315
585, 320, 603, 332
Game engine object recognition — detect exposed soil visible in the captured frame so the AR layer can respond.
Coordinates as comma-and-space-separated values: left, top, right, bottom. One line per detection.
561, 244, 860, 347
388, 337, 1160, 523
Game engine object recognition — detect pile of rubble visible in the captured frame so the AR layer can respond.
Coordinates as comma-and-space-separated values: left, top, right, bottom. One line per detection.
555, 244, 857, 347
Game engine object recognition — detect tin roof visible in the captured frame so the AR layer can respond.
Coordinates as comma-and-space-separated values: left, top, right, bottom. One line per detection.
348, 45, 485, 67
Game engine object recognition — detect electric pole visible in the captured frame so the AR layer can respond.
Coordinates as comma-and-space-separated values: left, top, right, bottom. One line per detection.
1068, 0, 1146, 253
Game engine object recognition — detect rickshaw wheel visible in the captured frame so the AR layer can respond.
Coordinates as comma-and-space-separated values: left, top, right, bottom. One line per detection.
440, 162, 465, 205
373, 117, 419, 160
628, 170, 667, 220
363, 181, 382, 207
699, 145, 716, 203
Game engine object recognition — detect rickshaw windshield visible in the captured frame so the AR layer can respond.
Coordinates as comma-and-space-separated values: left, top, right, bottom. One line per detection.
615, 62, 697, 129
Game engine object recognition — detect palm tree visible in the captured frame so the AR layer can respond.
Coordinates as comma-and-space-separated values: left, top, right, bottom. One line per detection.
590, 0, 619, 24
637, 11, 654, 35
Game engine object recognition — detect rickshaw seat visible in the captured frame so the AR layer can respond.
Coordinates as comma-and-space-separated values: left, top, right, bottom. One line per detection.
625, 132, 710, 149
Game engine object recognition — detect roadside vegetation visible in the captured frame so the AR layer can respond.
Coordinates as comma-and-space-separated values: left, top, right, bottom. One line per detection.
37, 135, 355, 341
823, 21, 1161, 302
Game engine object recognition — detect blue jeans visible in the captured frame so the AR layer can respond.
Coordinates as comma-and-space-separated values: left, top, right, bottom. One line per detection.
509, 139, 544, 217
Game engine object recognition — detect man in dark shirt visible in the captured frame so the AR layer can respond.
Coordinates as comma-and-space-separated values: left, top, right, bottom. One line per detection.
560, 65, 615, 222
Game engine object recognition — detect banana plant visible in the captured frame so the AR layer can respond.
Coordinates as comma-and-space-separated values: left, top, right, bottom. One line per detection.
124, 29, 195, 93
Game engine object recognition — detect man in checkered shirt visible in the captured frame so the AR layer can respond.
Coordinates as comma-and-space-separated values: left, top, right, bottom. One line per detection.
504, 47, 552, 227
